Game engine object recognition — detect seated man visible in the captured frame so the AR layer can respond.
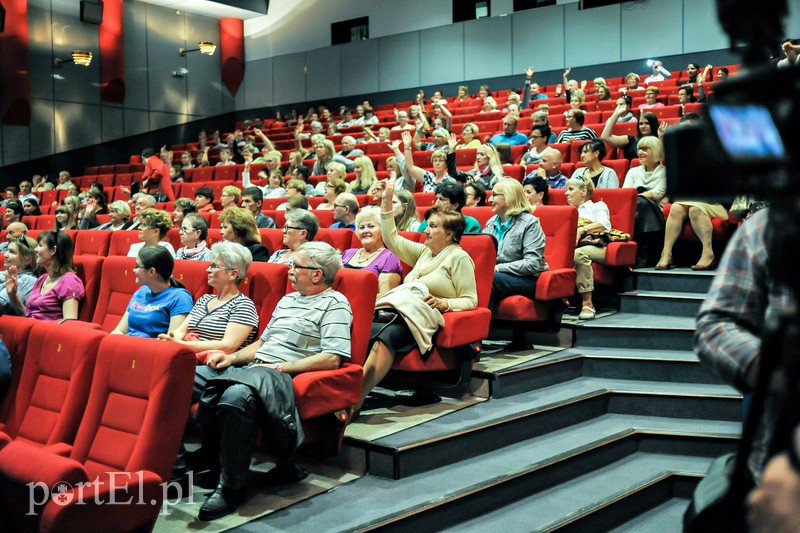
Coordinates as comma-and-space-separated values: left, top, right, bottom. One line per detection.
490, 114, 529, 147
330, 192, 359, 230
337, 136, 364, 158
241, 187, 277, 229
523, 147, 566, 189
193, 242, 353, 521
556, 109, 598, 144
417, 181, 483, 234
643, 60, 671, 84
0, 222, 28, 254
531, 111, 558, 143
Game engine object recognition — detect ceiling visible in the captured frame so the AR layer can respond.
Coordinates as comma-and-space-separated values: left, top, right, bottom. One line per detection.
135, 0, 268, 21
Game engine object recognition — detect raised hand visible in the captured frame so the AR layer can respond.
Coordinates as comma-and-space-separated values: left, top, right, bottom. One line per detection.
614, 102, 628, 115
5, 265, 18, 296
525, 66, 535, 79
564, 67, 572, 76
401, 130, 413, 149
448, 132, 458, 151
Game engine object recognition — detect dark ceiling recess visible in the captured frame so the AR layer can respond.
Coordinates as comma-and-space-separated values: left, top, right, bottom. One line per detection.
80, 1, 103, 25
580, 0, 630, 8
513, 0, 556, 11
211, 0, 270, 15
0, 2, 5, 33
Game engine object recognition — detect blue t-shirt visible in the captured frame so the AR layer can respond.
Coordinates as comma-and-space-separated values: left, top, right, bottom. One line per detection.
489, 131, 529, 146
126, 285, 194, 338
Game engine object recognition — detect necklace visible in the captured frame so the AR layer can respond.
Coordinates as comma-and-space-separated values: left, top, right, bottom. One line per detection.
355, 247, 384, 264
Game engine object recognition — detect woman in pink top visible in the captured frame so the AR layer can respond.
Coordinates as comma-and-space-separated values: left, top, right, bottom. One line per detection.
10, 230, 84, 321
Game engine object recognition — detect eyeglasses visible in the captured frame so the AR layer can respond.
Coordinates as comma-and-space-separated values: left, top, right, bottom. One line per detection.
333, 203, 347, 209
208, 263, 233, 271
179, 226, 197, 233
290, 263, 320, 272
530, 135, 544, 140
283, 225, 304, 232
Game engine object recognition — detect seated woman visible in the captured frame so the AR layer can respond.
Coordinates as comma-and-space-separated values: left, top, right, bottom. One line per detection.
393, 189, 421, 232
417, 181, 483, 234
357, 174, 478, 411
176, 213, 215, 261
242, 162, 286, 199
465, 181, 487, 207
1, 235, 39, 316
194, 186, 216, 214
483, 179, 548, 308
4, 202, 24, 228
522, 175, 550, 212
571, 140, 620, 189
401, 131, 456, 192
7, 230, 84, 321
128, 208, 176, 258
78, 190, 109, 229
111, 246, 193, 337
601, 103, 659, 161
622, 137, 667, 240
269, 209, 319, 264
456, 123, 481, 150
566, 176, 612, 321
520, 125, 551, 166
172, 197, 197, 227
219, 185, 242, 210
159, 241, 258, 355
55, 205, 78, 230
655, 201, 728, 271
620, 72, 644, 93
446, 134, 505, 189
342, 206, 402, 296
318, 175, 347, 210
219, 206, 270, 262
481, 96, 498, 113
350, 156, 378, 195
311, 138, 354, 176
22, 198, 42, 217
638, 87, 665, 110
94, 200, 134, 231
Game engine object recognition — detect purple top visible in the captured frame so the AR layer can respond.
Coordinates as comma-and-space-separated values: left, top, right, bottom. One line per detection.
25, 272, 85, 321
341, 247, 402, 278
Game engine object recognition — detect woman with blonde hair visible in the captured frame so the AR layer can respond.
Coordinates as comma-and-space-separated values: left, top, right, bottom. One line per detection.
446, 135, 505, 189
311, 138, 354, 175
128, 208, 175, 258
393, 189, 420, 231
55, 205, 78, 230
219, 206, 270, 262
349, 155, 377, 195
483, 178, 548, 308
318, 176, 347, 210
220, 185, 242, 210
456, 123, 481, 150
341, 206, 402, 295
481, 96, 498, 113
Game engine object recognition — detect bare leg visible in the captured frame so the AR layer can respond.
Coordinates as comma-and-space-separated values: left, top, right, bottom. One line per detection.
689, 207, 715, 266
356, 340, 395, 413
656, 203, 687, 268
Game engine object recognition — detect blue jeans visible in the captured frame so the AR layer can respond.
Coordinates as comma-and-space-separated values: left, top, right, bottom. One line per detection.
490, 272, 538, 310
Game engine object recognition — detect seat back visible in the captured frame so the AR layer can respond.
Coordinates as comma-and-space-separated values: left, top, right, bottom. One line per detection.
75, 230, 111, 256
593, 187, 637, 236
462, 206, 494, 228
315, 228, 355, 252
332, 268, 378, 366
249, 262, 290, 328
172, 259, 214, 301
0, 316, 36, 423
535, 205, 579, 270
74, 255, 105, 322
2, 321, 105, 447
91, 256, 139, 332
108, 230, 141, 256
459, 234, 497, 309
259, 228, 286, 255
70, 335, 196, 483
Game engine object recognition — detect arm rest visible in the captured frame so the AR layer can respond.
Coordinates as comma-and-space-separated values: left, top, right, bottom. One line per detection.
435, 308, 492, 348
604, 242, 637, 266
535, 268, 577, 301
0, 440, 88, 488
43, 442, 73, 457
292, 364, 363, 419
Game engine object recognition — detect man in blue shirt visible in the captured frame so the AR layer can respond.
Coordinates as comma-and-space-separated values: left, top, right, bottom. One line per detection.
330, 193, 358, 230
490, 114, 529, 147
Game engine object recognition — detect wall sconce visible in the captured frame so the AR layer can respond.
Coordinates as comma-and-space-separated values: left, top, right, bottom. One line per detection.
179, 41, 216, 57
54, 50, 93, 67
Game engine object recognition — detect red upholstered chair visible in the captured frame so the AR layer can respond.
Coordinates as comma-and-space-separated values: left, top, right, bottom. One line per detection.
390, 234, 495, 390
0, 316, 36, 424
0, 336, 196, 532
0, 321, 106, 453
74, 255, 105, 322
91, 256, 139, 332
493, 206, 578, 343
172, 259, 214, 300
315, 228, 355, 252
213, 165, 238, 181
259, 228, 286, 255
462, 206, 495, 228
108, 230, 140, 256
313, 209, 335, 228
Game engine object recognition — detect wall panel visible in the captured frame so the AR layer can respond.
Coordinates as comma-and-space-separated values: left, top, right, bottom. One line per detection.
243, 57, 274, 109
512, 6, 566, 75
621, 0, 682, 61
54, 103, 99, 153
185, 14, 224, 117
306, 46, 341, 101
30, 100, 55, 161
420, 23, 465, 86
2, 125, 31, 166
565, 3, 621, 67
102, 105, 125, 143
272, 53, 306, 105
341, 39, 379, 97
27, 3, 54, 101
378, 33, 420, 92
124, 0, 150, 111
465, 16, 512, 81
682, 0, 728, 54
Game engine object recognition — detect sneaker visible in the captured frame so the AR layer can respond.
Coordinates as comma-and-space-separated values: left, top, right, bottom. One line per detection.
578, 306, 596, 320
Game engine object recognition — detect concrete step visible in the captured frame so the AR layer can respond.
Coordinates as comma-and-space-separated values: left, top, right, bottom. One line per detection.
608, 495, 694, 532
635, 268, 715, 294
574, 313, 697, 351
347, 377, 740, 479
619, 289, 705, 317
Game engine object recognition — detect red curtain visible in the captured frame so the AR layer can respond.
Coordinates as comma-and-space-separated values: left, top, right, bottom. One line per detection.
0, 0, 31, 125
219, 18, 244, 96
100, 0, 125, 102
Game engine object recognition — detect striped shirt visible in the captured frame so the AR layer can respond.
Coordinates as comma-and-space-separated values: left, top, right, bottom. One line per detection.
556, 127, 598, 144
254, 288, 353, 364
188, 293, 259, 349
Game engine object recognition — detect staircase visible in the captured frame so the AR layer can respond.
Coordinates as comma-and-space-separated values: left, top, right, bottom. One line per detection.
237, 268, 741, 532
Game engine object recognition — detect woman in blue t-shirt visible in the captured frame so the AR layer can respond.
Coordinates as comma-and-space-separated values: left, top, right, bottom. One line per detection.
111, 245, 193, 338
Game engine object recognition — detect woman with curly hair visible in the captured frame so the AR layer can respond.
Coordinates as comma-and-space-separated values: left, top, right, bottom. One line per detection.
219, 206, 270, 262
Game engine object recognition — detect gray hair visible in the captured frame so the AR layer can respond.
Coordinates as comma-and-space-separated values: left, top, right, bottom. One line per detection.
299, 241, 341, 285
286, 209, 320, 240
183, 213, 209, 241
211, 241, 252, 283
132, 192, 156, 207
532, 111, 549, 123
355, 205, 380, 228
108, 200, 131, 219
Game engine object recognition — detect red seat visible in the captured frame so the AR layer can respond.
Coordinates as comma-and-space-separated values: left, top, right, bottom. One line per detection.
461, 206, 495, 228
313, 209, 335, 228
259, 228, 285, 255
74, 230, 112, 256
191, 167, 215, 183
663, 203, 733, 244
0, 316, 36, 424
173, 259, 214, 301
391, 234, 495, 379
315, 228, 355, 252
262, 197, 285, 210
493, 206, 578, 337
108, 230, 140, 256
413, 192, 436, 207
213, 165, 238, 182
91, 256, 140, 332
502, 164, 525, 182
0, 335, 196, 532
74, 255, 105, 322
248, 262, 290, 332
0, 321, 105, 453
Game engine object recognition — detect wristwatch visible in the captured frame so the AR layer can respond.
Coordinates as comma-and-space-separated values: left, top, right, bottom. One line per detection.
274, 363, 284, 373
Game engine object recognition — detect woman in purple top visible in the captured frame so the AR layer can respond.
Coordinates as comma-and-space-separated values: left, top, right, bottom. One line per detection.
341, 206, 402, 296
8, 230, 84, 321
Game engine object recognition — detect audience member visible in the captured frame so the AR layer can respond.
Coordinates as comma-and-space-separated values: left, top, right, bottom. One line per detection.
312, 138, 354, 175
55, 170, 74, 191
350, 156, 378, 195
176, 213, 214, 261
456, 123, 481, 150
521, 124, 551, 165
643, 60, 671, 83
5, 201, 23, 227
111, 245, 193, 337
338, 135, 364, 157
22, 198, 41, 217
128, 208, 175, 258
655, 201, 728, 271
524, 147, 566, 189
567, 176, 612, 321
269, 210, 319, 264
620, 72, 644, 93
483, 178, 548, 309
402, 131, 456, 192
490, 114, 528, 146
194, 186, 216, 214
140, 147, 176, 202
556, 110, 598, 143
0, 235, 38, 316
392, 189, 421, 232
54, 205, 77, 230
342, 206, 402, 295
241, 187, 276, 229
220, 185, 242, 210
446, 135, 505, 189
464, 181, 487, 207
638, 86, 665, 110
330, 193, 359, 230
601, 105, 659, 160
219, 207, 270, 262
318, 177, 347, 210
522, 174, 549, 211
571, 140, 620, 189
17, 181, 36, 203
172, 198, 197, 227
417, 181, 482, 235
